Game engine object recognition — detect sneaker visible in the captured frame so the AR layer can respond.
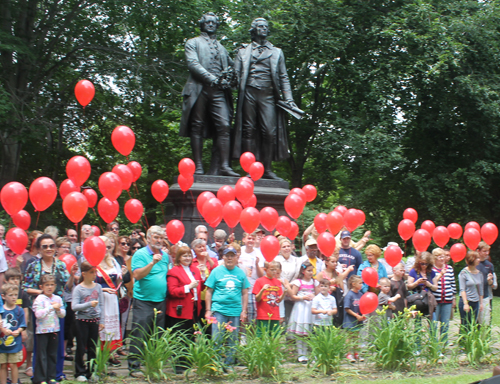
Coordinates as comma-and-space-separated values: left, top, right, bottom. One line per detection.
64, 355, 74, 361
108, 357, 121, 367
354, 353, 364, 362
76, 376, 88, 382
49, 380, 59, 384
414, 350, 421, 356
297, 356, 308, 363
129, 370, 144, 378
439, 353, 444, 358
346, 353, 356, 363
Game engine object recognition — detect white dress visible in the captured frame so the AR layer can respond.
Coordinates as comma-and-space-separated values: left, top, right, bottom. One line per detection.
287, 279, 319, 336
97, 260, 122, 341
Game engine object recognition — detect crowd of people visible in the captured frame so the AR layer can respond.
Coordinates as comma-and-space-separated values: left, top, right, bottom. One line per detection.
0, 220, 496, 382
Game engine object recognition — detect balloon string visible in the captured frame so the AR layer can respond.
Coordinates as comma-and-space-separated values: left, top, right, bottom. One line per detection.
143, 213, 150, 229
92, 208, 105, 235
35, 212, 40, 229
181, 192, 185, 222
160, 205, 166, 225
134, 182, 139, 197
75, 222, 79, 242
8, 218, 12, 231
83, 107, 86, 130
127, 190, 132, 199
404, 240, 407, 257
140, 218, 148, 232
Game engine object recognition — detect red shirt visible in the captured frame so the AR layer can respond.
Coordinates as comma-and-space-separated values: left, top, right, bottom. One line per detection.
252, 276, 283, 320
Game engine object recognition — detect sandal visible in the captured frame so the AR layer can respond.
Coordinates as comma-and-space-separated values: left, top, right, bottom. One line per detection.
24, 367, 33, 377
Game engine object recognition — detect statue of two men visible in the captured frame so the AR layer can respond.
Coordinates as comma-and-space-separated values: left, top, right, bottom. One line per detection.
180, 13, 301, 180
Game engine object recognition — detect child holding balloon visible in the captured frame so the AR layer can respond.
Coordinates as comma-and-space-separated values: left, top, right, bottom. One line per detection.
287, 261, 319, 363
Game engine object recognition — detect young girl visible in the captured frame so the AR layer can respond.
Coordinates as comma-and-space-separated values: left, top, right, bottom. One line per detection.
72, 261, 105, 382
32, 274, 66, 384
287, 261, 319, 363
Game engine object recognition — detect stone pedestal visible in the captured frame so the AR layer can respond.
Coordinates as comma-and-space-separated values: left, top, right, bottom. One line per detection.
164, 175, 290, 243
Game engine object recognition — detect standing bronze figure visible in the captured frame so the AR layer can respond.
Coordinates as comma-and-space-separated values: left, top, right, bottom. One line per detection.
179, 12, 239, 176
233, 18, 302, 180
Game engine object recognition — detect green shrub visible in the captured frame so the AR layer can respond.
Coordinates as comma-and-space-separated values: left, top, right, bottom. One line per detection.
457, 315, 493, 366
305, 325, 349, 374
89, 338, 113, 382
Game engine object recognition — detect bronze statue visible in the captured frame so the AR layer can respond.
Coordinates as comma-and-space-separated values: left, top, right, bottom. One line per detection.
179, 12, 239, 176
233, 18, 302, 180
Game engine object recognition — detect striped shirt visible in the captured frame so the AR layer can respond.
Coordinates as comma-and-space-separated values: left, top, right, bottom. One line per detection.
432, 265, 456, 303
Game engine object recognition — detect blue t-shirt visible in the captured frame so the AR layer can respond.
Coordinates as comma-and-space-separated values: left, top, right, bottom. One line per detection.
409, 269, 436, 292
0, 306, 27, 353
343, 290, 363, 329
132, 246, 169, 302
205, 266, 250, 317
338, 247, 363, 279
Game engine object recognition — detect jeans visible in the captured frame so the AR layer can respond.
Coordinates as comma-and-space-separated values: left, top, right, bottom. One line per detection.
458, 298, 479, 333
212, 312, 240, 365
433, 303, 453, 344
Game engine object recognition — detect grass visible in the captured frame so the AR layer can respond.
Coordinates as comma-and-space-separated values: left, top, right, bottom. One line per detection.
341, 373, 491, 384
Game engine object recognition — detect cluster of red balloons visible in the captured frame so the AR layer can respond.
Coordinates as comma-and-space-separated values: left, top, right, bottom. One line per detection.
178, 158, 195, 192
239, 152, 263, 182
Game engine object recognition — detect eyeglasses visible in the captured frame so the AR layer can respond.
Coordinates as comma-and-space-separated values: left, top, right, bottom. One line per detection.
132, 246, 141, 250
59, 245, 70, 249
120, 242, 130, 246
420, 262, 428, 265
112, 227, 119, 231
41, 244, 56, 250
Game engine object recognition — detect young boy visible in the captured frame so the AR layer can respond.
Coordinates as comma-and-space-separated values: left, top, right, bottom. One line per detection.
311, 279, 337, 327
343, 275, 366, 363
390, 263, 408, 315
377, 277, 401, 319
32, 275, 66, 384
252, 261, 286, 335
0, 283, 27, 384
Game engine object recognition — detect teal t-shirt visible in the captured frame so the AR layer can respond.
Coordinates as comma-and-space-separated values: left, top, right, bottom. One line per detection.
205, 265, 250, 317
131, 246, 169, 302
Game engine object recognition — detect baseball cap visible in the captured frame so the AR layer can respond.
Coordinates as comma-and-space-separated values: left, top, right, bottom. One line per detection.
223, 247, 237, 255
340, 230, 351, 239
305, 238, 317, 247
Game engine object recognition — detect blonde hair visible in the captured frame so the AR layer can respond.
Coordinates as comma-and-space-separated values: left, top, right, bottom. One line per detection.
432, 248, 444, 257
365, 244, 382, 258
348, 275, 363, 290
100, 236, 115, 269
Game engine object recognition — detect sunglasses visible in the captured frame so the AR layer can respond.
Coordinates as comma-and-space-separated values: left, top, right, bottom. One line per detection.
420, 262, 428, 265
111, 227, 119, 231
120, 242, 130, 246
132, 246, 141, 250
41, 244, 56, 250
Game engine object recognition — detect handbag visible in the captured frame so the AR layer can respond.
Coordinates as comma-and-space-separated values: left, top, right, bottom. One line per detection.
407, 287, 429, 312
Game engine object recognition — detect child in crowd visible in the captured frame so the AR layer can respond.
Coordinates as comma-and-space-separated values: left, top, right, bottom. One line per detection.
311, 279, 337, 327
276, 262, 292, 325
343, 275, 366, 363
287, 261, 319, 363
377, 277, 401, 319
0, 283, 27, 384
33, 275, 66, 384
390, 263, 408, 315
72, 261, 105, 382
253, 261, 286, 335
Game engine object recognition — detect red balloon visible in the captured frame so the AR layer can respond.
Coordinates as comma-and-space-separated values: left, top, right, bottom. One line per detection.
287, 221, 299, 240
314, 213, 328, 233
209, 216, 222, 228
82, 189, 98, 209
66, 156, 91, 188
203, 198, 223, 225
92, 225, 101, 236
111, 125, 135, 156
343, 208, 359, 232
58, 253, 77, 273
403, 208, 418, 224
433, 226, 450, 248
179, 158, 196, 177
124, 199, 143, 223
242, 194, 257, 208
398, 219, 415, 241
5, 228, 28, 255
450, 243, 467, 262
97, 197, 119, 223
83, 236, 106, 266
29, 177, 57, 212
359, 292, 379, 315
151, 180, 169, 203
127, 161, 142, 182
334, 205, 347, 216
326, 211, 343, 235
16, 346, 27, 368
112, 164, 133, 190
260, 207, 279, 232
235, 179, 254, 204
63, 192, 89, 223
356, 209, 366, 226
11, 210, 30, 230
217, 185, 235, 206
284, 193, 305, 219
463, 228, 481, 250
465, 221, 481, 232
178, 174, 193, 192
276, 216, 292, 237
166, 220, 185, 244
481, 223, 498, 245
290, 188, 307, 202
238, 177, 254, 188
0, 182, 28, 216
98, 172, 122, 201
223, 200, 243, 228
59, 179, 79, 200
249, 162, 264, 181
240, 207, 260, 233
74, 80, 95, 107
197, 191, 216, 214
302, 185, 317, 202
317, 232, 336, 257
448, 223, 463, 240
240, 152, 256, 172
421, 220, 436, 235
260, 235, 280, 262
362, 267, 379, 288
413, 229, 431, 252
384, 245, 403, 268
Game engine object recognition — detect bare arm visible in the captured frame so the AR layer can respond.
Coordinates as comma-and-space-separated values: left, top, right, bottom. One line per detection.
205, 287, 213, 319
133, 254, 162, 280
241, 288, 249, 322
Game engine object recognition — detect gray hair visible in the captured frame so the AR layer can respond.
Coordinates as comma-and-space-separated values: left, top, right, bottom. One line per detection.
194, 225, 208, 235
44, 225, 59, 239
147, 225, 164, 239
191, 238, 206, 249
214, 229, 227, 241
